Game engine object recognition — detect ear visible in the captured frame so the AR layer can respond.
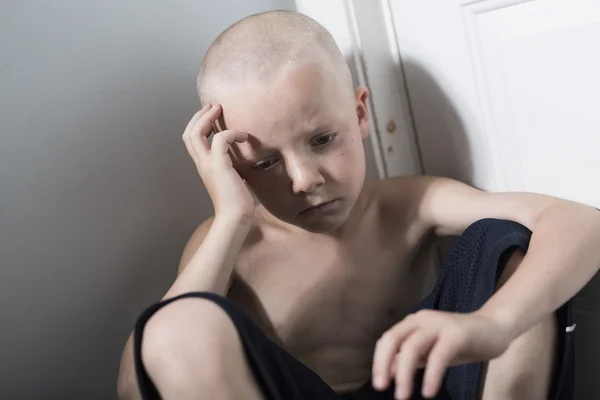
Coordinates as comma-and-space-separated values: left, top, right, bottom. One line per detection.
354, 87, 370, 139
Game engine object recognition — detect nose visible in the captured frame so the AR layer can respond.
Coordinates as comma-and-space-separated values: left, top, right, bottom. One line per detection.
287, 156, 325, 194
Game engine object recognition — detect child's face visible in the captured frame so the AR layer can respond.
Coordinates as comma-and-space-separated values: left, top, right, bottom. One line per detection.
216, 64, 370, 233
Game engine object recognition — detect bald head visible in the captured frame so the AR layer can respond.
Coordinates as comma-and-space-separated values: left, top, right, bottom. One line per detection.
197, 10, 353, 105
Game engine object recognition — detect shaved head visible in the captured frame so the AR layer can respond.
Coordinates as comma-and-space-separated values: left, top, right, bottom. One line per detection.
197, 10, 353, 105
193, 11, 370, 233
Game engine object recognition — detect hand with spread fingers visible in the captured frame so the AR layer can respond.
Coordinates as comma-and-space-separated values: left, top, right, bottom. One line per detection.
371, 309, 512, 399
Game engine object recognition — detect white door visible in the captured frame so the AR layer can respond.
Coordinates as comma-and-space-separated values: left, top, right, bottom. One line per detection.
389, 0, 600, 397
389, 0, 600, 203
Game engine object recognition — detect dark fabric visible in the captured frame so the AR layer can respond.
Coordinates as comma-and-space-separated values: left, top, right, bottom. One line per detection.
133, 218, 574, 400
412, 218, 574, 400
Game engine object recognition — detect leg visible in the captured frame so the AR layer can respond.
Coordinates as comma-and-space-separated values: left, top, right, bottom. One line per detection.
133, 292, 341, 400
480, 251, 557, 400
415, 219, 573, 400
140, 297, 263, 400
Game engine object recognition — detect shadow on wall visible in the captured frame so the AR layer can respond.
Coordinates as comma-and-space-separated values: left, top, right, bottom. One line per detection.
396, 59, 600, 399
400, 59, 473, 186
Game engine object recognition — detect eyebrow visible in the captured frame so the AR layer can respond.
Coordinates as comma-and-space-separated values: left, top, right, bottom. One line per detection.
242, 123, 343, 158
302, 124, 342, 136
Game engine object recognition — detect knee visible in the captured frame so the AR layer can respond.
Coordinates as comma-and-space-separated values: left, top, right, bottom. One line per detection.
140, 297, 239, 385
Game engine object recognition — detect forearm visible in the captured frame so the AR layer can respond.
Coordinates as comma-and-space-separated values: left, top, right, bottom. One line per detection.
117, 335, 142, 400
479, 202, 600, 337
116, 217, 250, 397
164, 215, 250, 299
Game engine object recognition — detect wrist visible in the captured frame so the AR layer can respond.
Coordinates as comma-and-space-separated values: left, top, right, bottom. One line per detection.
213, 212, 253, 233
476, 303, 520, 339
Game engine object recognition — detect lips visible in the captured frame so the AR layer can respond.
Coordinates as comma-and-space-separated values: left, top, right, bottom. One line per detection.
300, 199, 340, 215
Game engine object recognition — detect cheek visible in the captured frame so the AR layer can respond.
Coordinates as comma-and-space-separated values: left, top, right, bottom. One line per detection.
246, 177, 274, 195
326, 137, 366, 182
246, 176, 289, 206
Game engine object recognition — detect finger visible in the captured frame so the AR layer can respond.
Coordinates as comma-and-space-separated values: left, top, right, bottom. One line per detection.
422, 337, 456, 399
390, 353, 399, 376
186, 106, 226, 162
184, 103, 212, 134
394, 331, 436, 400
186, 103, 219, 135
372, 317, 417, 391
195, 103, 223, 138
212, 130, 249, 159
185, 103, 222, 149
187, 125, 211, 163
182, 104, 214, 162
392, 352, 426, 376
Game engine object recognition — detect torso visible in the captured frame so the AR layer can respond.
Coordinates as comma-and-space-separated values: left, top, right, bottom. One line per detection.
227, 177, 435, 393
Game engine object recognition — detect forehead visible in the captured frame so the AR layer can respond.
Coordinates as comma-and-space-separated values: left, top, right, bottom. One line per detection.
216, 64, 352, 143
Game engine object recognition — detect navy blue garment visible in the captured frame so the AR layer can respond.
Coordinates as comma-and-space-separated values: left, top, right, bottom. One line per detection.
133, 219, 574, 400
411, 218, 574, 400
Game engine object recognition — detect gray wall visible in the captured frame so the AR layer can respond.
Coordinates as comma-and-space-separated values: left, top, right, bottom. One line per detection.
0, 1, 298, 398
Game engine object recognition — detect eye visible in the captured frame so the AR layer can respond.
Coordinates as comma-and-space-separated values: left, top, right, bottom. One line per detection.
312, 132, 338, 146
253, 158, 278, 170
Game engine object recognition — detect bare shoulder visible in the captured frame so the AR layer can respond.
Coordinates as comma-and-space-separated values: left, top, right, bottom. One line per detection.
371, 175, 514, 237
368, 175, 437, 214
367, 175, 443, 239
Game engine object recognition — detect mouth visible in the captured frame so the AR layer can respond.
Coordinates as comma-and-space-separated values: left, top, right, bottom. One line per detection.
300, 199, 341, 216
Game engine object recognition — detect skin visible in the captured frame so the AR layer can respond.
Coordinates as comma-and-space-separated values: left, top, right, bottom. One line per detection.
216, 62, 367, 234
117, 59, 600, 400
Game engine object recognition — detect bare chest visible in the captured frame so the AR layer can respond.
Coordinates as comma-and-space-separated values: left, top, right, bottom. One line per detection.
229, 227, 432, 360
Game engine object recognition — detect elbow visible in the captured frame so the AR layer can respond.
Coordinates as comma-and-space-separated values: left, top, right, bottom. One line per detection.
116, 343, 142, 400
117, 372, 139, 400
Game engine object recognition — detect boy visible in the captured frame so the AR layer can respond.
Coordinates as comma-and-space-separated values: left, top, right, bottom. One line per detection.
117, 10, 599, 400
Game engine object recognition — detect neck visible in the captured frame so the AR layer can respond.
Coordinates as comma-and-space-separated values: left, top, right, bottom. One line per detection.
329, 186, 371, 238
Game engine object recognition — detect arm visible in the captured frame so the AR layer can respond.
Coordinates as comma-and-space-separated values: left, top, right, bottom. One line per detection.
416, 176, 600, 337
117, 103, 254, 399
372, 176, 600, 398
116, 215, 248, 399
115, 220, 211, 400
